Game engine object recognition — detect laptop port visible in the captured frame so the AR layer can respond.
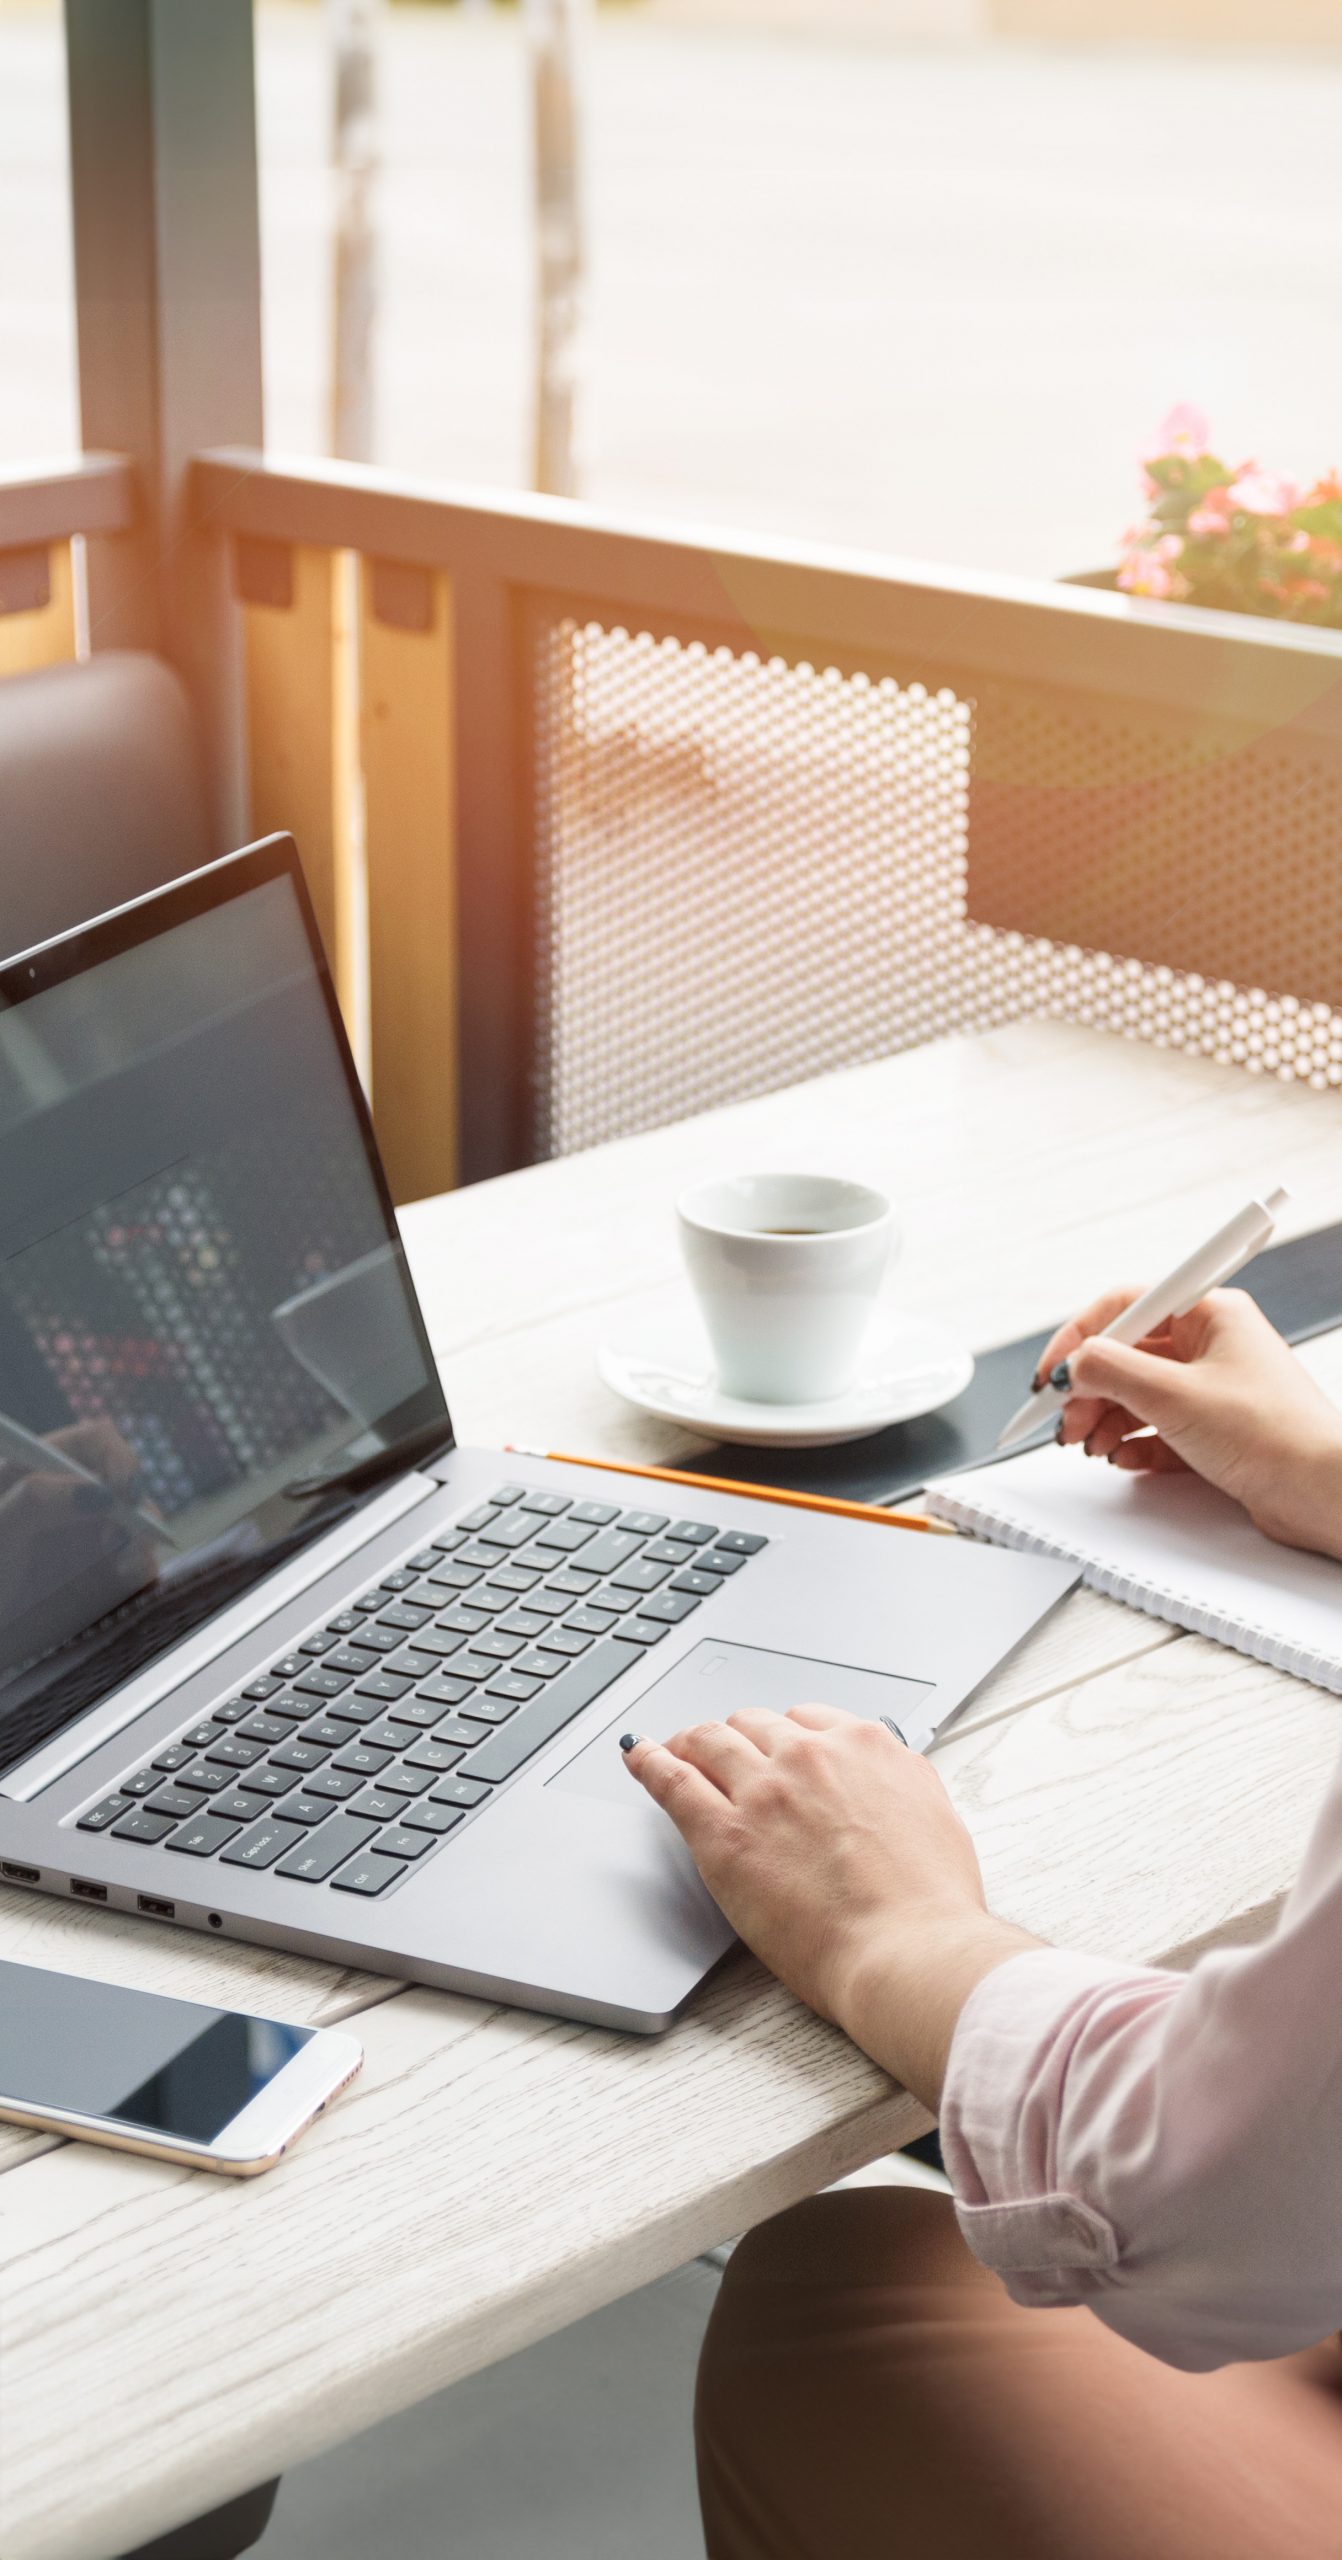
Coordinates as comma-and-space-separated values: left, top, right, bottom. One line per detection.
70, 1879, 108, 1903
0, 1861, 39, 1884
137, 1894, 176, 1920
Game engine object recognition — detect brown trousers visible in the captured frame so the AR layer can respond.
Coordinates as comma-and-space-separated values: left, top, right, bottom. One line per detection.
695, 2189, 1342, 2559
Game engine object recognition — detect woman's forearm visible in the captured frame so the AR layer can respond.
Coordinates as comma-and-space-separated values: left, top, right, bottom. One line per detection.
836, 1909, 1044, 2113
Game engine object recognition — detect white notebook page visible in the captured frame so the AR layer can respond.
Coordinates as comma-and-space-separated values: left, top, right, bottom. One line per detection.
927, 1444, 1342, 1694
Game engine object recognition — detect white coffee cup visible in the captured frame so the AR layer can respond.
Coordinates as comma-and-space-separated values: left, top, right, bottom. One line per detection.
676, 1173, 898, 1405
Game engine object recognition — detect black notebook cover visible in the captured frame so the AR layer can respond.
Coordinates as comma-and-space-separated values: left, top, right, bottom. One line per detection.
696, 1219, 1342, 1509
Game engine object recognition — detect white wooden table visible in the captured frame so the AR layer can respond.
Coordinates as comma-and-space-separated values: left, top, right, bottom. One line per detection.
7, 1021, 1342, 2560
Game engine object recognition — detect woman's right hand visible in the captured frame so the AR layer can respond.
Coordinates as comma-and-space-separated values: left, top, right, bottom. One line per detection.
1035, 1287, 1342, 1560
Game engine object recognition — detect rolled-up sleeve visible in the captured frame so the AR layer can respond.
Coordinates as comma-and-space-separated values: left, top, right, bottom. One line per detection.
939, 1749, 1342, 2371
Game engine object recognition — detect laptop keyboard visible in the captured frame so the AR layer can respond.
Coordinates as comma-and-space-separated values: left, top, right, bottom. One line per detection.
74, 1487, 767, 1903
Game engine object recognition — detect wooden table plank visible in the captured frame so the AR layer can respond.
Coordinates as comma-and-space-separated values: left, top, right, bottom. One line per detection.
8, 1022, 1342, 2560
7, 1628, 1338, 2560
947, 1586, 1178, 1741
944, 1635, 1341, 1965
2, 1971, 902, 2560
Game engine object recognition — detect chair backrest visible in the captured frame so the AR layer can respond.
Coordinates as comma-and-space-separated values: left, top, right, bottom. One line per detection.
0, 652, 208, 956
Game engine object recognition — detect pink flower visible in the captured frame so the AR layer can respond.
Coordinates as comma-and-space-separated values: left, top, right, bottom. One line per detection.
1228, 468, 1300, 517
1143, 403, 1210, 461
1118, 550, 1189, 601
1187, 487, 1235, 537
1270, 573, 1331, 601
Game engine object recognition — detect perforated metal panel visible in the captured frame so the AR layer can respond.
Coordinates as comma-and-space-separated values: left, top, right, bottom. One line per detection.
967, 682, 1342, 1007
533, 616, 1342, 1158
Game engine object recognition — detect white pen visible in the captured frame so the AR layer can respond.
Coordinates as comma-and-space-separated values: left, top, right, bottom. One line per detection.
996, 1185, 1292, 1456
0, 1408, 178, 1546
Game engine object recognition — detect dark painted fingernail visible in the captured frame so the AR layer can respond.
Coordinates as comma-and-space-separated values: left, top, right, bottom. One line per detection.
1054, 1418, 1066, 1444
880, 1717, 908, 1745
619, 1733, 639, 1754
1030, 1366, 1045, 1391
1049, 1361, 1072, 1392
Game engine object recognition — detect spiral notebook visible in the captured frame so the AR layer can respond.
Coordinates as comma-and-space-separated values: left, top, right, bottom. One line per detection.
926, 1444, 1342, 1695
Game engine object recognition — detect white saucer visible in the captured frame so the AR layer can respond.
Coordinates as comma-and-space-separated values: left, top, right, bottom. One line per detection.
597, 1298, 974, 1448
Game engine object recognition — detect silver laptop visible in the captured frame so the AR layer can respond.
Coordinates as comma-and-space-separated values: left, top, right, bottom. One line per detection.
0, 839, 1076, 2031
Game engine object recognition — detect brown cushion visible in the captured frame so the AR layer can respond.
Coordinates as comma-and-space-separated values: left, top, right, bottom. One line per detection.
0, 652, 208, 958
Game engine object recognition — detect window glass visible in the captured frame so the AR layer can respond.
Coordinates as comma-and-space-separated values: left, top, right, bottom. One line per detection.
255, 3, 1342, 579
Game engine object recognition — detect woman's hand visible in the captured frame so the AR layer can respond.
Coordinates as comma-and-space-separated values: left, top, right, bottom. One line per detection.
1037, 1288, 1342, 1559
623, 1707, 1037, 2107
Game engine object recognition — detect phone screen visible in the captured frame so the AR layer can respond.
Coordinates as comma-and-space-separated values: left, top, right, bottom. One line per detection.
0, 1959, 313, 2144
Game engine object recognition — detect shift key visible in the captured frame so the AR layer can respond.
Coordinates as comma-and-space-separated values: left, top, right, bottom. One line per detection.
460, 1639, 645, 1783
275, 1814, 380, 1882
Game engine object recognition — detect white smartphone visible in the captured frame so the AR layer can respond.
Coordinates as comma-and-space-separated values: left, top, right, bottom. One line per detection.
0, 1958, 362, 2175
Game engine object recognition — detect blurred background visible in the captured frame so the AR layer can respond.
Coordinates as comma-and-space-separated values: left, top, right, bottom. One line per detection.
2, 0, 1340, 579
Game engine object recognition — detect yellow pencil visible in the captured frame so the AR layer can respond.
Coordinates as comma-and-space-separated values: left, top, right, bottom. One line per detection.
506, 1446, 956, 1536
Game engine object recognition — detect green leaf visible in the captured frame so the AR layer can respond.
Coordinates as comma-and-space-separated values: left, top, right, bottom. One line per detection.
1293, 500, 1342, 541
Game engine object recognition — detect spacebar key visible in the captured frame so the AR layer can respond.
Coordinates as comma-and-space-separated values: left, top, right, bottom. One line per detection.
462, 1640, 647, 1783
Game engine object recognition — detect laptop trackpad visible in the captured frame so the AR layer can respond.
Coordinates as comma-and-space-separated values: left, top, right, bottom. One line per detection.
549, 1640, 936, 1811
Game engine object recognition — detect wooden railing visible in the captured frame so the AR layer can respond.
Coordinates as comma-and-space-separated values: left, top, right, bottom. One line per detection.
194, 447, 1342, 1203
7, 444, 1342, 1209
0, 454, 136, 677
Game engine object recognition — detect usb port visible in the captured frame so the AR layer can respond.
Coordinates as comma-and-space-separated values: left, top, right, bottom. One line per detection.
0, 1861, 40, 1885
71, 1878, 108, 1903
137, 1893, 176, 1920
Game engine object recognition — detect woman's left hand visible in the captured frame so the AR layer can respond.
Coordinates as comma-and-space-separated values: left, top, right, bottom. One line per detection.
623, 1707, 1038, 2105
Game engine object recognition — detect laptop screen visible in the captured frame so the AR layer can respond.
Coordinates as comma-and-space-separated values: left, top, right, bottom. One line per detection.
0, 843, 450, 1781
